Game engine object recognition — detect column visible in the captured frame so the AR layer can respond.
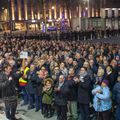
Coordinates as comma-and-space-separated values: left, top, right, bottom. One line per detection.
24, 0, 28, 20
48, 1, 51, 20
31, 0, 34, 19
11, 0, 15, 20
60, 7, 62, 19
79, 5, 82, 18
18, 0, 22, 20
65, 9, 67, 19
115, 9, 118, 17
108, 8, 112, 18
54, 6, 57, 19
37, 2, 40, 19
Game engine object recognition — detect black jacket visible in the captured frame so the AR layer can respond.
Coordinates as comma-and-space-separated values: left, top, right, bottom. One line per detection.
113, 82, 120, 105
0, 72, 17, 99
77, 75, 92, 104
66, 77, 78, 101
54, 81, 69, 106
26, 70, 42, 95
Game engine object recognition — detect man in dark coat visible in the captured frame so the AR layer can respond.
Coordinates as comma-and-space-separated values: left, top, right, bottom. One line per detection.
74, 67, 92, 120
54, 75, 69, 120
0, 63, 17, 120
26, 64, 42, 112
113, 75, 120, 120
67, 68, 78, 120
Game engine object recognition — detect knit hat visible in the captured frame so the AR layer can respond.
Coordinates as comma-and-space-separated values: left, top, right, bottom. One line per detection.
102, 80, 109, 86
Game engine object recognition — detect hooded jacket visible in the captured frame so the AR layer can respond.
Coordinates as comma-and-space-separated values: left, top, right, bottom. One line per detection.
92, 85, 112, 112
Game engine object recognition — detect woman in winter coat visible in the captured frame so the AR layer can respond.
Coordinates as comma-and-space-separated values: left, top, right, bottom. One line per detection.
92, 80, 112, 120
42, 78, 53, 118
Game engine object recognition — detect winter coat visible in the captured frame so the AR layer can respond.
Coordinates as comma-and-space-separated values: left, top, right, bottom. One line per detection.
0, 72, 17, 100
113, 82, 120, 105
66, 76, 78, 101
42, 88, 53, 104
54, 81, 69, 106
106, 72, 115, 91
92, 85, 112, 112
26, 70, 42, 95
77, 75, 92, 104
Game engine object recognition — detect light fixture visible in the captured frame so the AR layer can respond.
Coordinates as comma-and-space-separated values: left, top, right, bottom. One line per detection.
32, 20, 36, 23
52, 6, 55, 10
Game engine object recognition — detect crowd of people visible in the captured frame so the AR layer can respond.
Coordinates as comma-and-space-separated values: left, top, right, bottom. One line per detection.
3, 28, 120, 41
0, 32, 120, 120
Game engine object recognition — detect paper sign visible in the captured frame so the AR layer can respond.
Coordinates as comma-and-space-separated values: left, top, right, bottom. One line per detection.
20, 51, 28, 59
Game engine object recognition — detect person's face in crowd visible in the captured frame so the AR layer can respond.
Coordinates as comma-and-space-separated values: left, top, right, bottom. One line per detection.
40, 59, 45, 66
68, 58, 73, 65
80, 67, 86, 75
112, 49, 116, 54
41, 66, 46, 71
0, 55, 3, 64
96, 56, 100, 62
103, 56, 107, 61
111, 59, 117, 67
75, 53, 81, 60
115, 56, 119, 61
101, 82, 107, 87
97, 68, 104, 77
54, 67, 60, 74
88, 54, 93, 60
100, 48, 104, 54
89, 59, 94, 66
5, 66, 12, 75
117, 76, 120, 82
8, 59, 15, 67
65, 57, 69, 63
3, 47, 7, 52
83, 51, 87, 57
69, 68, 74, 75
45, 81, 52, 89
106, 66, 112, 73
103, 60, 109, 67
73, 61, 78, 67
60, 62, 65, 69
30, 64, 35, 72
118, 49, 120, 55
49, 55, 54, 62
99, 55, 103, 61
59, 75, 65, 83
83, 61, 89, 69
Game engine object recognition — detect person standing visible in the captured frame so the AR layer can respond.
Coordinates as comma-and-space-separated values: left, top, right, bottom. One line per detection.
74, 67, 92, 120
67, 68, 78, 120
113, 76, 120, 120
54, 75, 69, 120
0, 64, 18, 120
92, 80, 112, 120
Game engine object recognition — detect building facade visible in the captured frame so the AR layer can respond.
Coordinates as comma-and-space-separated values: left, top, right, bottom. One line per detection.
0, 0, 70, 31
72, 0, 120, 30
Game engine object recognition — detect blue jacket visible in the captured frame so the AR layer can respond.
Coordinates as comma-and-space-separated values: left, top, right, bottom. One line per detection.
92, 85, 112, 112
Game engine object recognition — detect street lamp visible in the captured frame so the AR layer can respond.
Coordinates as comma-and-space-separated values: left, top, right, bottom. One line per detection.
52, 6, 55, 10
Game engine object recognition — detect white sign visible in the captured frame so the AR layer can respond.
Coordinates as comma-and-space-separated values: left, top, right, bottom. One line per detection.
20, 51, 28, 59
